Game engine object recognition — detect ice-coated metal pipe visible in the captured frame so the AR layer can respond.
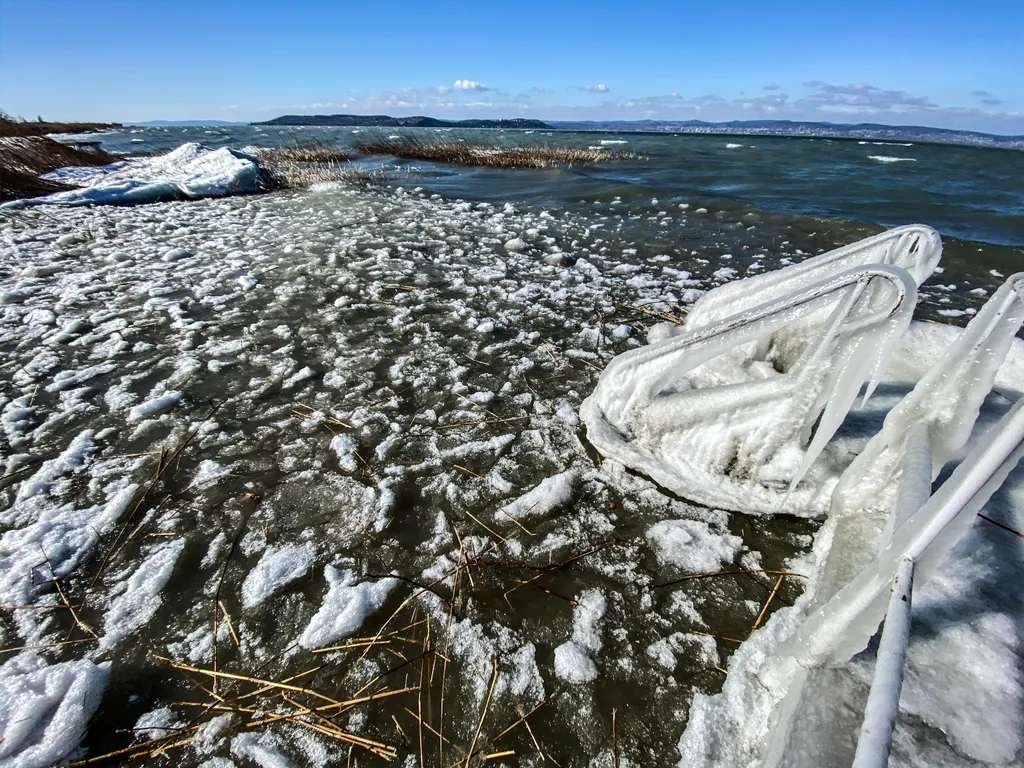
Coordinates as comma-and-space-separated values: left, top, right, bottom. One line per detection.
885, 423, 933, 544
903, 396, 1024, 565
851, 557, 915, 768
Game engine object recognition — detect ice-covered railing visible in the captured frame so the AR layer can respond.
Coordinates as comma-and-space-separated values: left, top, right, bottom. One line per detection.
581, 225, 941, 515
759, 273, 1024, 767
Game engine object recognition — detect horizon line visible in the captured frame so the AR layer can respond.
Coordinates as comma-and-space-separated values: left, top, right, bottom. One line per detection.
117, 114, 1024, 139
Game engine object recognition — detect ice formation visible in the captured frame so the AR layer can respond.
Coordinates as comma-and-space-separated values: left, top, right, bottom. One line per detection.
0, 653, 109, 768
297, 567, 398, 649
240, 543, 316, 610
581, 225, 942, 515
1, 143, 264, 208
678, 273, 1024, 767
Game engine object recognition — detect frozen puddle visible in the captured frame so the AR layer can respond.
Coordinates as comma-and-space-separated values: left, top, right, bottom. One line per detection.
0, 184, 1020, 767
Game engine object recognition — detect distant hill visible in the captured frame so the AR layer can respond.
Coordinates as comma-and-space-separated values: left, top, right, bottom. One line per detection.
548, 119, 1024, 149
253, 114, 549, 129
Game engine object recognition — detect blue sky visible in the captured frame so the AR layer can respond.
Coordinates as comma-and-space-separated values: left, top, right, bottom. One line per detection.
1, 0, 1021, 133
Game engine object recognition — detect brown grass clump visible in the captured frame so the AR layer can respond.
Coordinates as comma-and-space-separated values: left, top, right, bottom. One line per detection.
355, 135, 644, 169
0, 134, 117, 202
252, 144, 353, 164
250, 142, 383, 189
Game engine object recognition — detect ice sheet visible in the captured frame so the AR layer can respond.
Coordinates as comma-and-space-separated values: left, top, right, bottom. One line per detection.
2, 143, 264, 208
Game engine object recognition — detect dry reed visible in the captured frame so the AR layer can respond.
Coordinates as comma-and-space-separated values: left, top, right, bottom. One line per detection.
356, 136, 644, 169
0, 131, 116, 202
249, 142, 383, 189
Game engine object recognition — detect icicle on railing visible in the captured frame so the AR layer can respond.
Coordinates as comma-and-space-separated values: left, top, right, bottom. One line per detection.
581, 225, 941, 515
772, 273, 1024, 667
758, 274, 1024, 767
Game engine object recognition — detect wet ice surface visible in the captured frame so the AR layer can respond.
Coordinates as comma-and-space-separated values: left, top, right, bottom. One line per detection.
0, 182, 1007, 767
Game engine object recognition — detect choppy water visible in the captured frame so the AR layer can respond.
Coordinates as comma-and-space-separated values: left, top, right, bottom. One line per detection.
0, 126, 1020, 767
104, 124, 1024, 246
96, 124, 1024, 318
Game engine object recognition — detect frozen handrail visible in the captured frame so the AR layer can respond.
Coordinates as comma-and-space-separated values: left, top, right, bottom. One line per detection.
760, 274, 1024, 767
582, 261, 922, 514
804, 272, 1024, 631
852, 396, 1024, 767
685, 225, 941, 330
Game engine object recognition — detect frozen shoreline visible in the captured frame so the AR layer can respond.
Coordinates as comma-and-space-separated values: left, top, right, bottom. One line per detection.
1, 181, 1021, 767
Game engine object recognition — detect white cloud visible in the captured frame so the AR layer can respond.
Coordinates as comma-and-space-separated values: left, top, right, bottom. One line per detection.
581, 84, 610, 93
454, 79, 488, 92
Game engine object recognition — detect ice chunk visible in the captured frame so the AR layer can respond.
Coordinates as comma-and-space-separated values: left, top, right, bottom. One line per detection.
571, 589, 606, 652
554, 640, 598, 684
329, 434, 358, 472
297, 567, 398, 649
241, 543, 315, 609
230, 731, 293, 768
3, 143, 264, 208
496, 469, 578, 521
127, 391, 182, 422
0, 654, 109, 768
647, 519, 742, 572
101, 539, 185, 650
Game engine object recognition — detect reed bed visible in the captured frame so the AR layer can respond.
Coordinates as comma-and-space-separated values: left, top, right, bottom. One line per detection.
250, 143, 384, 189
355, 136, 644, 169
0, 128, 117, 201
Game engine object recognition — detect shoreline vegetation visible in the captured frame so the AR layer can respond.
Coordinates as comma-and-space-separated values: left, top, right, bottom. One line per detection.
0, 117, 118, 202
249, 144, 384, 188
355, 135, 644, 168
0, 114, 122, 136
0, 121, 643, 204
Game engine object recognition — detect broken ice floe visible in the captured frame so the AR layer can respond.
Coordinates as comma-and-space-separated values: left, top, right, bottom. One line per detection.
0, 653, 109, 768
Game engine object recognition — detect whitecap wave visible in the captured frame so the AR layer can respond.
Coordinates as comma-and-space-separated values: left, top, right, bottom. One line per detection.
868, 155, 917, 163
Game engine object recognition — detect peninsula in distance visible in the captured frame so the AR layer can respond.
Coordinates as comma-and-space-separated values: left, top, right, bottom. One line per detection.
253, 113, 549, 129
249, 113, 1024, 149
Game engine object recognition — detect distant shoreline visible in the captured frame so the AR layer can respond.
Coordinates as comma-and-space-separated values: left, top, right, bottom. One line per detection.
243, 113, 1024, 150
252, 114, 548, 129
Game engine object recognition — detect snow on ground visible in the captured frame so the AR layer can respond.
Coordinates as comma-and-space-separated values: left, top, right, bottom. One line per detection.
0, 179, 1018, 766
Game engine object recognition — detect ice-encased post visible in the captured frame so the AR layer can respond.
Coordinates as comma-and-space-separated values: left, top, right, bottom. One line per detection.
851, 556, 914, 768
